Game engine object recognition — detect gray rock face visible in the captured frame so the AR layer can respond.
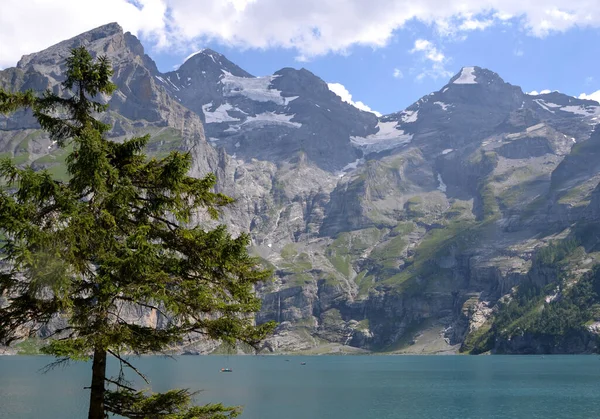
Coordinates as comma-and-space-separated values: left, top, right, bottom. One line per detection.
0, 22, 209, 166
3, 25, 600, 354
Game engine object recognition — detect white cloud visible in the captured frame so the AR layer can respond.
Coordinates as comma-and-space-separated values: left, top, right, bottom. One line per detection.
4, 1, 600, 67
393, 68, 403, 79
459, 17, 494, 31
415, 63, 454, 81
327, 82, 381, 116
527, 89, 552, 95
410, 39, 453, 81
579, 91, 600, 103
0, 0, 167, 68
411, 39, 445, 62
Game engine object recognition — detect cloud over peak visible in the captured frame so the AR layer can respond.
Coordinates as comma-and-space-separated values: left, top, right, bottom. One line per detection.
327, 82, 381, 116
3, 0, 600, 68
579, 91, 600, 103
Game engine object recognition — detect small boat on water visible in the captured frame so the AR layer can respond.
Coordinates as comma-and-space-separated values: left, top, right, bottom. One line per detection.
221, 368, 233, 373
300, 362, 306, 365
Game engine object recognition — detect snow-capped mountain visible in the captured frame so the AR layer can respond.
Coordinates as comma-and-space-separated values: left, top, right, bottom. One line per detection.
157, 50, 377, 171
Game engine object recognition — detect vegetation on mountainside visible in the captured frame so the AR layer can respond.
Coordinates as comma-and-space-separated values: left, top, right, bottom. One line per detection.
463, 236, 600, 354
0, 47, 275, 419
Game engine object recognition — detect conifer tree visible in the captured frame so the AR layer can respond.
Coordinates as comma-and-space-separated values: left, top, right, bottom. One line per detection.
0, 47, 275, 419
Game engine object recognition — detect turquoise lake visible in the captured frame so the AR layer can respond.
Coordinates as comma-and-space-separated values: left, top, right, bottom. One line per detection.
1, 355, 600, 418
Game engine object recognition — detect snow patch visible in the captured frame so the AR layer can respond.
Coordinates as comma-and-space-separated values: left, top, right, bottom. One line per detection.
442, 149, 453, 155
401, 110, 419, 123
166, 77, 180, 91
442, 87, 449, 93
453, 67, 477, 84
434, 102, 450, 111
544, 102, 562, 108
437, 174, 447, 192
184, 49, 206, 62
534, 99, 555, 113
560, 105, 600, 116
283, 96, 299, 104
154, 75, 166, 84
221, 71, 288, 105
202, 102, 241, 123
241, 112, 302, 128
350, 121, 413, 153
337, 158, 365, 177
526, 123, 545, 133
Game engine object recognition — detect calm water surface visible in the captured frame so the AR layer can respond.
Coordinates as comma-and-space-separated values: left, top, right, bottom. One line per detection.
1, 355, 600, 418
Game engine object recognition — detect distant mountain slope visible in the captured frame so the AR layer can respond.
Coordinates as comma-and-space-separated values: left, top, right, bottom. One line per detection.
2, 24, 600, 355
159, 50, 377, 171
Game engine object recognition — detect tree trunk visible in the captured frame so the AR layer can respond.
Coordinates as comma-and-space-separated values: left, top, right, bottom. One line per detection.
88, 347, 107, 419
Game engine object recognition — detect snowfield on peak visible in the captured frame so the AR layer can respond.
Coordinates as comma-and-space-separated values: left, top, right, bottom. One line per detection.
201, 103, 241, 123
350, 120, 413, 153
434, 102, 451, 111
221, 112, 302, 131
453, 67, 477, 84
561, 105, 600, 116
184, 49, 206, 62
401, 110, 419, 123
220, 71, 295, 105
337, 158, 365, 177
242, 112, 302, 128
533, 99, 600, 117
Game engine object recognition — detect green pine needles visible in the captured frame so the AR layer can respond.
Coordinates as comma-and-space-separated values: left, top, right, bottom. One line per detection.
0, 47, 275, 419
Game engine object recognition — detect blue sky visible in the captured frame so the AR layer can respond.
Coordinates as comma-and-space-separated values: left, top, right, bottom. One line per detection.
2, 1, 600, 115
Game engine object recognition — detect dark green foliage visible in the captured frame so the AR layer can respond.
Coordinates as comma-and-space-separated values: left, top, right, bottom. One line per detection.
532, 238, 579, 269
0, 47, 275, 418
104, 390, 240, 419
464, 238, 600, 354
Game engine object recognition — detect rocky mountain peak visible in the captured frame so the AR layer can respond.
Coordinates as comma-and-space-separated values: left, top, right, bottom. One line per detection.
2, 23, 206, 143
16, 22, 125, 70
270, 67, 331, 98
447, 66, 506, 87
177, 48, 253, 79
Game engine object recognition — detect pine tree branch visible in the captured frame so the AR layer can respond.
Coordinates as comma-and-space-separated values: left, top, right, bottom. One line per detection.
128, 203, 180, 229
104, 377, 137, 392
39, 357, 71, 374
107, 349, 150, 385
